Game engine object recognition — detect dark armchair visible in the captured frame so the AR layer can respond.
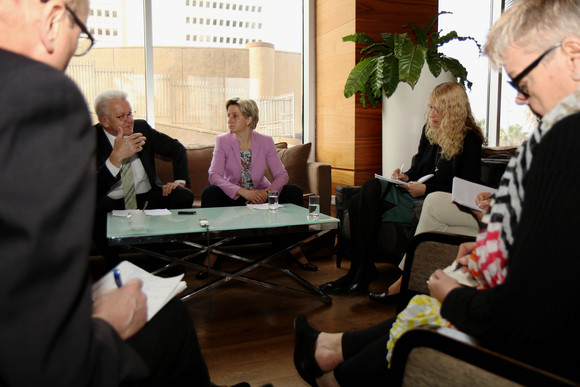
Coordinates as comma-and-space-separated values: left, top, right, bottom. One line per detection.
389, 326, 579, 386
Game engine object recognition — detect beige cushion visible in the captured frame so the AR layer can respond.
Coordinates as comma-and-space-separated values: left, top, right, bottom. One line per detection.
266, 142, 311, 192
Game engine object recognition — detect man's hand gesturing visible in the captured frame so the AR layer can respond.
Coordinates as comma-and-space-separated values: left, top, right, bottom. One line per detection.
109, 127, 147, 167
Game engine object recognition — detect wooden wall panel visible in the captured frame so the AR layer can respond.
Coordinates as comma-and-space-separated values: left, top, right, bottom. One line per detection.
316, 0, 438, 190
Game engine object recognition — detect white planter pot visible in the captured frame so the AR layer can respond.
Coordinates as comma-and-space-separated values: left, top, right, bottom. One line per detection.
382, 67, 454, 175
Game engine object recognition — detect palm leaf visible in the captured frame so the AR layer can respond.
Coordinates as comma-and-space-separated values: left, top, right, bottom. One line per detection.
440, 56, 472, 89
344, 57, 376, 98
398, 40, 427, 88
382, 55, 400, 98
426, 52, 442, 78
342, 33, 376, 45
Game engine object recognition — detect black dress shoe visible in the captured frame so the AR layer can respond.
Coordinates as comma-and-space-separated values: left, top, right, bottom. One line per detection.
346, 280, 370, 295
293, 315, 323, 386
368, 291, 402, 305
319, 275, 351, 294
298, 262, 318, 271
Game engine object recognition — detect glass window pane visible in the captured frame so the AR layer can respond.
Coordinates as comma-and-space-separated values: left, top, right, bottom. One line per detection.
66, 0, 146, 125
439, 0, 492, 139
66, 0, 304, 148
150, 0, 303, 145
499, 70, 537, 146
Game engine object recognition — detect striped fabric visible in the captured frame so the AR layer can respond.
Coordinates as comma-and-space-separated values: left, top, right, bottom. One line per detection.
121, 158, 138, 209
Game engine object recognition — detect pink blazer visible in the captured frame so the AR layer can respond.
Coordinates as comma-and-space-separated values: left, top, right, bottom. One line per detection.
208, 131, 289, 199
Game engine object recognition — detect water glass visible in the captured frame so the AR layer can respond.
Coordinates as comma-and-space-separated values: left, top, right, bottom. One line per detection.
268, 190, 279, 212
309, 195, 320, 218
127, 209, 146, 229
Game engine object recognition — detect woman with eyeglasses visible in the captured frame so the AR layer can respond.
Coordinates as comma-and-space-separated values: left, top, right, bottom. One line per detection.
294, 1, 580, 384
319, 82, 485, 296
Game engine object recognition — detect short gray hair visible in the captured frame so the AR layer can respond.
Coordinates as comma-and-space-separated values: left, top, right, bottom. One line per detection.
226, 97, 259, 130
485, 0, 580, 68
94, 90, 128, 117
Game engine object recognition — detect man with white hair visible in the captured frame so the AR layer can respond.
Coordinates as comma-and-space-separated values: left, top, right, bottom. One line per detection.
0, 1, 227, 386
92, 89, 194, 262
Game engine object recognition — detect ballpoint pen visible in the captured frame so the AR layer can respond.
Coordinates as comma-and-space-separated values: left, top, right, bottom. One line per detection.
400, 162, 405, 172
113, 268, 123, 288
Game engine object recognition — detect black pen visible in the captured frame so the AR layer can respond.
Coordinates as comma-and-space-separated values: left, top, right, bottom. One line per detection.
453, 263, 464, 272
113, 268, 123, 288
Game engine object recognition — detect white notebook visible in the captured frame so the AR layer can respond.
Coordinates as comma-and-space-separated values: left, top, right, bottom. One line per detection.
92, 260, 186, 321
451, 177, 497, 212
374, 173, 434, 186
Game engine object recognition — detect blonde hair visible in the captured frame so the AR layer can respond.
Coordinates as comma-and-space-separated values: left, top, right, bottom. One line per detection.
485, 0, 580, 68
425, 82, 485, 160
226, 97, 259, 130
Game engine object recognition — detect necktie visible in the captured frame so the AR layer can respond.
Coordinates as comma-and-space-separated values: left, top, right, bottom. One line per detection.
120, 158, 138, 209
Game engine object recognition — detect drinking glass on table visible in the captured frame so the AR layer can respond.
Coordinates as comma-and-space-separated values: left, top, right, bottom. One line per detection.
268, 190, 279, 212
309, 195, 320, 218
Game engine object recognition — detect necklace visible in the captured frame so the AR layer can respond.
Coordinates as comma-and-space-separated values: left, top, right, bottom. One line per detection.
434, 149, 442, 173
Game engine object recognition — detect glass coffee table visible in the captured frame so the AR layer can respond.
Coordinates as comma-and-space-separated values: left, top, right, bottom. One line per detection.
107, 204, 339, 303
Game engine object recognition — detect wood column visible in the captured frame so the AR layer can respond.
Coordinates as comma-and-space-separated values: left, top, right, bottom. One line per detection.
315, 0, 438, 193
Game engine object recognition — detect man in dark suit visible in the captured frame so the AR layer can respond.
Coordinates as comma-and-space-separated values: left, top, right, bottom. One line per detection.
92, 89, 194, 260
0, 1, 227, 386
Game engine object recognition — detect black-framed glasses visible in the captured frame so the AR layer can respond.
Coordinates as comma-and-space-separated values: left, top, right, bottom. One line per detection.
508, 42, 561, 98
115, 111, 135, 120
64, 4, 95, 56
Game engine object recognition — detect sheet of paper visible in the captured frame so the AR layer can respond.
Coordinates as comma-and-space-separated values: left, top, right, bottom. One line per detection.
112, 209, 172, 217
442, 262, 478, 287
451, 177, 497, 212
374, 173, 434, 185
92, 261, 186, 321
374, 173, 408, 185
246, 203, 285, 210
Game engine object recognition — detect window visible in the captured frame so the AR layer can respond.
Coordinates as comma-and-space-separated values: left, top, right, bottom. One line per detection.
440, 0, 533, 146
67, 0, 305, 146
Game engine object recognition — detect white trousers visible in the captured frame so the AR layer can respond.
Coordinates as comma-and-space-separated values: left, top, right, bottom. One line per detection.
399, 191, 479, 270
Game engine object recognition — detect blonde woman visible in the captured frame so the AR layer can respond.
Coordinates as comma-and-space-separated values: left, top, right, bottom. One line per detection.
321, 82, 485, 295
198, 97, 316, 279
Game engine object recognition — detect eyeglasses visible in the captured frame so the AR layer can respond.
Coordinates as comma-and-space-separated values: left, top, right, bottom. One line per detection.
64, 4, 95, 56
115, 111, 135, 120
508, 42, 561, 98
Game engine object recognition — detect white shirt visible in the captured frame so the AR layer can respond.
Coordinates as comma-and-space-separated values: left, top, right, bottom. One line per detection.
103, 129, 152, 200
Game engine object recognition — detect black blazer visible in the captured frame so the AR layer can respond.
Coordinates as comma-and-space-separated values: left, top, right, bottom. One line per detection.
95, 120, 190, 199
0, 49, 147, 385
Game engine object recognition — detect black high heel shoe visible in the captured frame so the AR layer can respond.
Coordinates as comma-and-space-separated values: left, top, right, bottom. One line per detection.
195, 256, 221, 280
286, 253, 318, 271
293, 314, 323, 386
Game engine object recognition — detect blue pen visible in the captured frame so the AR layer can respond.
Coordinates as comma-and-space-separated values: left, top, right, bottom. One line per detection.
487, 193, 496, 200
113, 268, 123, 288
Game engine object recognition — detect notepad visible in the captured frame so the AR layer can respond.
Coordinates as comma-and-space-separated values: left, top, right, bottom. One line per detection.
451, 177, 497, 212
442, 262, 478, 287
92, 260, 187, 321
374, 173, 434, 185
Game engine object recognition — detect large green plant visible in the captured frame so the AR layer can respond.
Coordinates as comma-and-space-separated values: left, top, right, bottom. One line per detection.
343, 12, 481, 108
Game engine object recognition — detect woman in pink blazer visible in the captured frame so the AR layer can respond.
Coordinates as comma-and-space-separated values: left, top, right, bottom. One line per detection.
197, 97, 317, 278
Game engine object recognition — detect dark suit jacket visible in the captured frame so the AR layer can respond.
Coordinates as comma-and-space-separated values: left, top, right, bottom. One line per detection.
95, 120, 190, 199
0, 48, 147, 385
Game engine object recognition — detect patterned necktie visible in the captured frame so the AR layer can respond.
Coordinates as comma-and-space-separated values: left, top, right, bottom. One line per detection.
120, 158, 138, 209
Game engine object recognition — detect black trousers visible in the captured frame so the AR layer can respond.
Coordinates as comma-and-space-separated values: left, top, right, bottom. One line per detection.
126, 299, 211, 387
93, 186, 194, 263
334, 317, 395, 386
200, 183, 303, 208
346, 178, 392, 279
